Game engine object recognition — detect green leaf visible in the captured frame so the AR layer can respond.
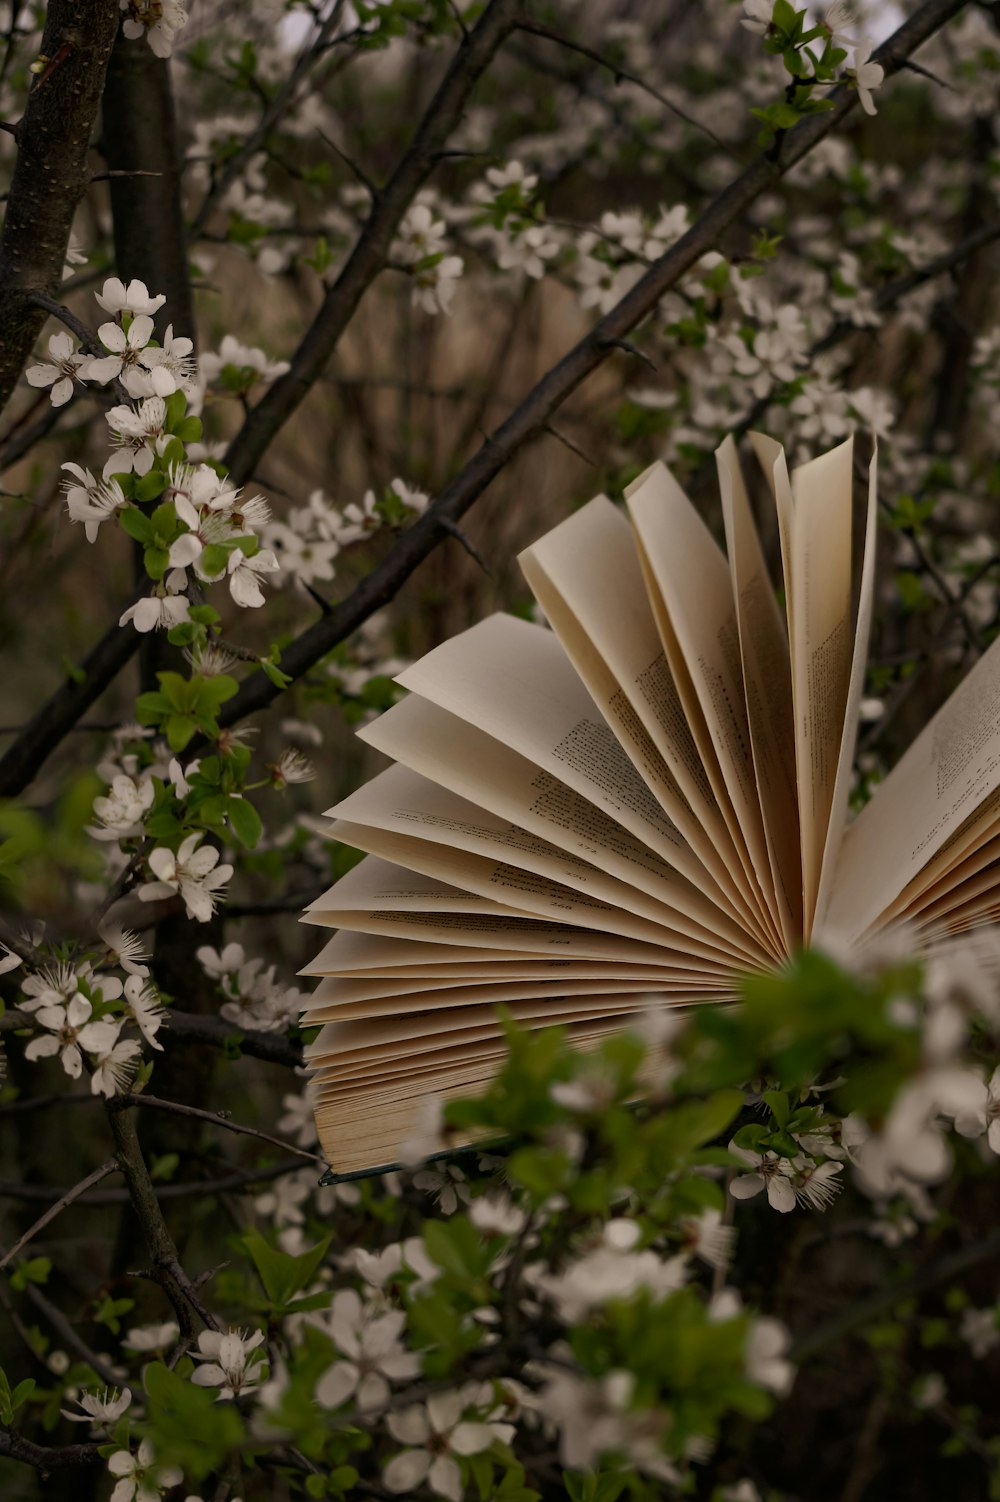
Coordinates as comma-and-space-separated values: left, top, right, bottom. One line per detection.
119, 506, 154, 544
144, 1361, 245, 1481
165, 714, 198, 752
226, 796, 262, 848
243, 1229, 332, 1308
144, 545, 170, 581
762, 1089, 790, 1127
262, 657, 293, 689
163, 390, 187, 431
199, 542, 231, 578
176, 415, 203, 443
423, 1216, 492, 1281
135, 470, 167, 503
136, 690, 172, 726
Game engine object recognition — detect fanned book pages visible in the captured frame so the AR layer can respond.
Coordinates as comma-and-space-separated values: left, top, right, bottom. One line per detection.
302, 434, 1000, 1174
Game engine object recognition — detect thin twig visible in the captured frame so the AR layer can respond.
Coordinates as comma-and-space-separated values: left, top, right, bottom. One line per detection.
23, 1282, 140, 1396
0, 1158, 120, 1271
515, 18, 732, 154
790, 1228, 1000, 1362
116, 1093, 329, 1169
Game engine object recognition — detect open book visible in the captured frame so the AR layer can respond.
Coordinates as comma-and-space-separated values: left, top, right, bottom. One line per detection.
302, 434, 1000, 1174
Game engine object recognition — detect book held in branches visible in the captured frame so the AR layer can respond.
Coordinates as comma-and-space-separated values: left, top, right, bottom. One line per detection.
302, 433, 1000, 1174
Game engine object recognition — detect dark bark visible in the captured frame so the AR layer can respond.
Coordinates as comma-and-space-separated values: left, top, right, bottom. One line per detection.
0, 0, 121, 416
99, 36, 195, 342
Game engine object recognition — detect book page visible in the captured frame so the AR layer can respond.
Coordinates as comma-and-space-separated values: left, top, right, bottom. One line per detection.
301, 929, 685, 977
304, 855, 515, 918
327, 814, 744, 964
878, 787, 1000, 924
328, 760, 765, 963
820, 631, 1000, 946
394, 615, 755, 913
752, 435, 855, 931
518, 497, 750, 919
624, 463, 782, 951
813, 442, 879, 937
306, 900, 694, 963
716, 436, 801, 946
305, 978, 704, 1031
360, 691, 749, 942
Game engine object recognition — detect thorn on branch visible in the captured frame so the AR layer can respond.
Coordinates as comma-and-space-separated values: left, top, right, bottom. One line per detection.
543, 422, 599, 469
436, 514, 492, 576
303, 580, 335, 616
90, 168, 166, 182
597, 336, 658, 371
317, 127, 380, 198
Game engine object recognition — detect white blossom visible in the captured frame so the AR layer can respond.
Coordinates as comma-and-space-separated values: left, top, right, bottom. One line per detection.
728, 1145, 797, 1212
95, 277, 166, 319
137, 833, 233, 922
741, 0, 773, 34
89, 1035, 142, 1097
104, 396, 167, 477
227, 546, 280, 607
851, 39, 884, 117
107, 1438, 182, 1502
62, 465, 129, 542
88, 774, 155, 841
119, 588, 191, 634
953, 1065, 1000, 1154
124, 1321, 179, 1353
384, 1389, 515, 1501
86, 315, 158, 395
314, 1289, 421, 1412
24, 996, 122, 1081
200, 335, 290, 386
123, 975, 167, 1048
959, 1305, 1000, 1359
98, 924, 151, 978
25, 332, 87, 406
191, 1327, 266, 1399
61, 1386, 132, 1426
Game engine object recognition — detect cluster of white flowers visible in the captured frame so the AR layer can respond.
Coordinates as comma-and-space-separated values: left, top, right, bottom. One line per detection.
196, 941, 306, 1030
263, 477, 429, 590
17, 941, 159, 1095
160, 461, 278, 608
26, 279, 193, 409
390, 200, 464, 315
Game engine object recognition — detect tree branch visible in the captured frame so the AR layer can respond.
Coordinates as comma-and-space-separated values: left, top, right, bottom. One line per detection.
0, 1428, 103, 1471
104, 1102, 220, 1335
0, 593, 145, 798
161, 1009, 305, 1068
0, 1158, 120, 1271
118, 1092, 327, 1169
0, 0, 121, 415
223, 0, 525, 486
217, 0, 969, 730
